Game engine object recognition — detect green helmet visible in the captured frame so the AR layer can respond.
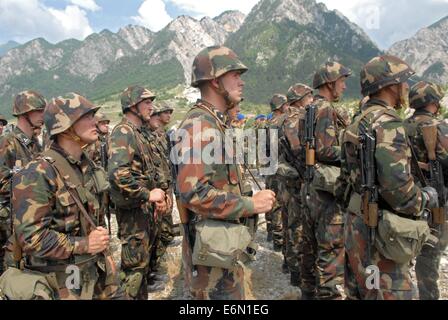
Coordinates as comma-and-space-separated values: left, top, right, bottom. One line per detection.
121, 86, 156, 113
409, 81, 445, 110
270, 94, 288, 112
153, 101, 174, 115
0, 114, 7, 126
12, 90, 47, 116
287, 83, 313, 104
313, 61, 352, 89
191, 46, 248, 88
361, 55, 415, 96
95, 112, 111, 123
44, 93, 100, 137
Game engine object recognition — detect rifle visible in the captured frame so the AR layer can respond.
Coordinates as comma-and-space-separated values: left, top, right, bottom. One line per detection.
359, 128, 378, 247
422, 126, 447, 226
304, 105, 317, 200
99, 139, 111, 236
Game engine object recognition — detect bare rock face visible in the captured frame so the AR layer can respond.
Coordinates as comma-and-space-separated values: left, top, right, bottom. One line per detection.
389, 16, 448, 84
118, 25, 154, 50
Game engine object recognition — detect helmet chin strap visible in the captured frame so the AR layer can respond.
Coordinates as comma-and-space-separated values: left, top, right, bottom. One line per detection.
216, 79, 239, 110
396, 83, 408, 110
61, 127, 88, 148
329, 82, 340, 103
129, 105, 148, 124
23, 114, 42, 132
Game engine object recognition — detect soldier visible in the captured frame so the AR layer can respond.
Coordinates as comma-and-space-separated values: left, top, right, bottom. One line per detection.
280, 84, 314, 287
0, 91, 46, 276
300, 62, 351, 300
174, 45, 276, 300
265, 95, 289, 255
338, 55, 438, 300
3, 93, 124, 300
86, 112, 111, 168
108, 86, 169, 300
0, 115, 7, 136
145, 104, 175, 292
404, 81, 448, 300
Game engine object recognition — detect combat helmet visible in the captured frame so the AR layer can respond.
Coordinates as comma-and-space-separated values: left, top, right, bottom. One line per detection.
12, 90, 47, 116
44, 93, 100, 137
313, 62, 352, 89
152, 101, 174, 115
409, 81, 445, 110
287, 83, 313, 104
121, 86, 156, 113
360, 55, 415, 97
270, 94, 288, 112
95, 112, 111, 124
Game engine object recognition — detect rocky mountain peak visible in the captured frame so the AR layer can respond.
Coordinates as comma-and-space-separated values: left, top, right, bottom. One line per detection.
118, 25, 154, 50
213, 10, 246, 33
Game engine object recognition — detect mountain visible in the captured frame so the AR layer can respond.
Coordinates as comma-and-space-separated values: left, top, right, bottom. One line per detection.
0, 11, 245, 116
388, 16, 448, 84
226, 0, 382, 103
0, 41, 20, 57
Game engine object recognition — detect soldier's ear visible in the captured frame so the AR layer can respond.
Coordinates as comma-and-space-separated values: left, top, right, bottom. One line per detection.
210, 78, 220, 90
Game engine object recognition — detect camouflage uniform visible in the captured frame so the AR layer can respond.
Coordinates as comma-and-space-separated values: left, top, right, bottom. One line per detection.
86, 112, 110, 168
108, 86, 159, 300
338, 56, 435, 300
7, 93, 123, 300
281, 84, 314, 286
404, 81, 448, 300
0, 91, 45, 275
175, 46, 254, 300
301, 62, 351, 300
265, 95, 287, 251
145, 105, 175, 279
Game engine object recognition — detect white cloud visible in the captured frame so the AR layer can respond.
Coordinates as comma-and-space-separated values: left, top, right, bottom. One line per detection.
69, 0, 101, 12
132, 0, 173, 32
0, 0, 94, 43
165, 0, 259, 18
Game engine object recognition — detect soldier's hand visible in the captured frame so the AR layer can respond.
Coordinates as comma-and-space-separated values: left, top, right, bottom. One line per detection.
252, 190, 276, 214
149, 188, 166, 203
87, 227, 110, 255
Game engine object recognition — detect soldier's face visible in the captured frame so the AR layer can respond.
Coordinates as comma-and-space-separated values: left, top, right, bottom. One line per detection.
333, 77, 347, 100
73, 111, 98, 144
160, 111, 172, 125
220, 71, 245, 104
136, 99, 153, 122
28, 109, 44, 128
302, 94, 314, 107
97, 121, 109, 134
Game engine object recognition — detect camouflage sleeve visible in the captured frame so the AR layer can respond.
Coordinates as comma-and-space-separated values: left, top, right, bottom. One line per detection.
334, 133, 350, 206
13, 161, 88, 260
284, 115, 302, 156
375, 117, 424, 216
315, 105, 341, 164
436, 119, 448, 168
176, 118, 254, 221
0, 137, 15, 196
108, 125, 150, 202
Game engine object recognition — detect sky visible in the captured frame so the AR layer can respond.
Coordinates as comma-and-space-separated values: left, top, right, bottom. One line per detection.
0, 0, 447, 49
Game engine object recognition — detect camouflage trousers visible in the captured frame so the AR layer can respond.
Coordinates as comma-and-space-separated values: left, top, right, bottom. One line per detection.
265, 175, 283, 248
115, 207, 153, 300
149, 211, 175, 273
280, 180, 303, 276
345, 211, 414, 300
415, 222, 448, 300
301, 188, 344, 300
0, 219, 11, 276
191, 265, 246, 300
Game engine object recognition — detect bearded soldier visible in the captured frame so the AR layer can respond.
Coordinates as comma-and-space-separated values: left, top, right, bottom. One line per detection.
0, 91, 46, 276
174, 46, 276, 300
404, 81, 448, 300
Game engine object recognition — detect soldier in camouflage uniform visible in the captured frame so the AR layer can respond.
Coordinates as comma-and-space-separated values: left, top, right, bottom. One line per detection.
0, 115, 7, 136
86, 112, 110, 168
5, 93, 124, 300
280, 84, 314, 287
404, 81, 448, 300
108, 86, 169, 300
0, 91, 46, 276
174, 46, 276, 300
337, 55, 438, 300
300, 62, 351, 300
265, 94, 289, 253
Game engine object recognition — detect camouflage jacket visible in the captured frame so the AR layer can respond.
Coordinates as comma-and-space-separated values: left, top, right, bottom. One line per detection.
86, 133, 109, 169
12, 144, 104, 268
314, 95, 348, 166
404, 109, 448, 179
108, 118, 157, 208
283, 106, 305, 158
338, 99, 425, 216
175, 100, 254, 221
0, 126, 42, 201
145, 127, 172, 191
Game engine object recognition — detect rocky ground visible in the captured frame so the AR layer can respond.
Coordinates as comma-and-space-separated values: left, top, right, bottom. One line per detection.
108, 181, 448, 300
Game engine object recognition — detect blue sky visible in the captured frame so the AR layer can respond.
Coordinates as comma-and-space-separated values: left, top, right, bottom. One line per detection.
0, 0, 447, 49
